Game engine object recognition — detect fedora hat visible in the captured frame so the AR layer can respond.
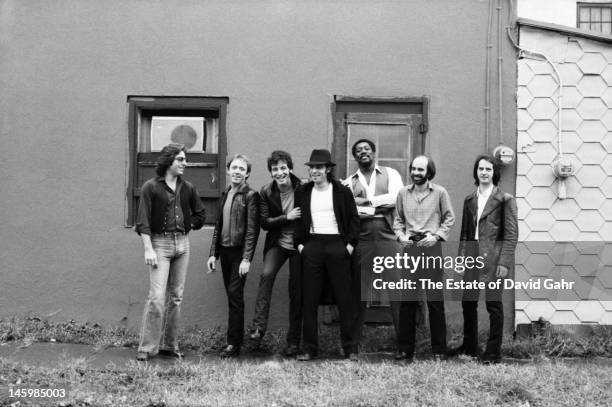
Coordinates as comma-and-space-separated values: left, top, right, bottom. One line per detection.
305, 149, 336, 166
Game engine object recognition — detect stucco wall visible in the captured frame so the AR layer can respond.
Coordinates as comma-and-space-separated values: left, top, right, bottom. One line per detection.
515, 25, 612, 325
0, 0, 517, 329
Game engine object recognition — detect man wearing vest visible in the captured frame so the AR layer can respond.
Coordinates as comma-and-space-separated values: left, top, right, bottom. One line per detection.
343, 138, 404, 349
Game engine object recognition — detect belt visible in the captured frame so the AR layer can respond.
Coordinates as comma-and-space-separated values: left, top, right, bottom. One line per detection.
153, 231, 186, 238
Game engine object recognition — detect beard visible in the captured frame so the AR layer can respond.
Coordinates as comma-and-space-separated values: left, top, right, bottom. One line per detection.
411, 174, 427, 185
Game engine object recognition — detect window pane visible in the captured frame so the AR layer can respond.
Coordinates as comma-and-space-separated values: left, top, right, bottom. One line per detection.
603, 8, 611, 21
580, 7, 590, 22
580, 22, 590, 30
378, 132, 410, 160
150, 116, 205, 152
592, 21, 602, 32
592, 8, 602, 22
603, 22, 612, 33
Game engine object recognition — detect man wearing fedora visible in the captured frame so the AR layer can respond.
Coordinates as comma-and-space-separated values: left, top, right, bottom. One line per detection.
294, 149, 360, 361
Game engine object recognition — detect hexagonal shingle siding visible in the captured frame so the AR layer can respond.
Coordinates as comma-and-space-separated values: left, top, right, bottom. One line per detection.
517, 27, 612, 326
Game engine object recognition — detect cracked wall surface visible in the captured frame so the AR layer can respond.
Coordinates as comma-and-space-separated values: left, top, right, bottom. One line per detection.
516, 26, 612, 325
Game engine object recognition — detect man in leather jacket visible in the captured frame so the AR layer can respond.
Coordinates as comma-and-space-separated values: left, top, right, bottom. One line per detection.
207, 153, 260, 357
248, 151, 303, 356
448, 154, 518, 364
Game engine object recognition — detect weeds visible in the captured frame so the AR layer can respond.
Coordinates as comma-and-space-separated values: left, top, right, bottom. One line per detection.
2, 315, 612, 359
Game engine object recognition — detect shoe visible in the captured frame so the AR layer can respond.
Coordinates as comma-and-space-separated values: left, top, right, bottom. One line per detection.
159, 349, 184, 359
394, 351, 413, 362
480, 354, 501, 365
346, 353, 359, 361
284, 344, 300, 357
136, 351, 149, 361
249, 328, 263, 341
296, 353, 315, 361
446, 345, 479, 358
220, 344, 240, 358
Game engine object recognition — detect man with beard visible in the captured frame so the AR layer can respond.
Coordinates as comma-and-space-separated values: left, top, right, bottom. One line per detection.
448, 154, 517, 364
394, 155, 455, 362
249, 151, 303, 357
294, 149, 360, 361
207, 154, 260, 357
343, 139, 404, 350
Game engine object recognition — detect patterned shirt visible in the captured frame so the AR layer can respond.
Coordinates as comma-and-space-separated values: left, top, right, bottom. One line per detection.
393, 181, 455, 241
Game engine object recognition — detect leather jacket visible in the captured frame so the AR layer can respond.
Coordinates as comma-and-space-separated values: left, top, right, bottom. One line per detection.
209, 182, 260, 261
259, 173, 303, 255
458, 186, 518, 278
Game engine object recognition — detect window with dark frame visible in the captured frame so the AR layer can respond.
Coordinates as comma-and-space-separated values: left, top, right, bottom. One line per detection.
577, 2, 612, 34
126, 96, 228, 226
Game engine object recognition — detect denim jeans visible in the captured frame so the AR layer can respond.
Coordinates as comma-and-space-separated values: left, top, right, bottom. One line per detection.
138, 233, 190, 354
251, 246, 302, 345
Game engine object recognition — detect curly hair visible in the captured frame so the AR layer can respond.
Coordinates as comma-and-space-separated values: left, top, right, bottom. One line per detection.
267, 150, 293, 172
155, 143, 187, 177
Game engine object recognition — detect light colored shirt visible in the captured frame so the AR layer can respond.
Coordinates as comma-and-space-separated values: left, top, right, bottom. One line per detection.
343, 165, 403, 208
310, 185, 339, 234
475, 185, 493, 240
393, 181, 455, 241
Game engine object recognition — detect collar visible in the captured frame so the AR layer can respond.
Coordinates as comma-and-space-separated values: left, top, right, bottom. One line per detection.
226, 182, 250, 194
477, 185, 494, 198
408, 180, 433, 191
351, 165, 382, 179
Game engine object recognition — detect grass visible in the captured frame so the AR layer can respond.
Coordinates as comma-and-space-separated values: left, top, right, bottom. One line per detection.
1, 355, 611, 406
1, 316, 612, 406
2, 315, 612, 359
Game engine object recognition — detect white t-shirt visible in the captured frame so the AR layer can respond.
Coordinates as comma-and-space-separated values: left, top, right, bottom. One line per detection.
475, 185, 493, 240
310, 185, 339, 234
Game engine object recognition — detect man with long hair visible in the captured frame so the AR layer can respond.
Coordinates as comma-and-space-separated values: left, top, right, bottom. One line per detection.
135, 143, 206, 361
448, 154, 517, 364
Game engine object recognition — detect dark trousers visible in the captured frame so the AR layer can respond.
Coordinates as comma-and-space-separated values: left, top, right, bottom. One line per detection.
252, 246, 302, 346
219, 246, 247, 347
353, 218, 402, 346
301, 235, 356, 355
462, 268, 504, 357
398, 242, 447, 356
